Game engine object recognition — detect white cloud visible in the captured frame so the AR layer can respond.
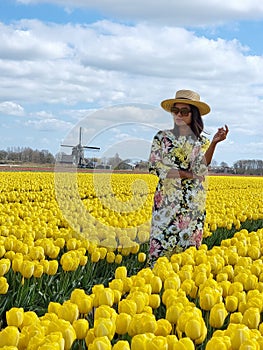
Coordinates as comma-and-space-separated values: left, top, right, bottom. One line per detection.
16, 0, 263, 26
0, 101, 25, 116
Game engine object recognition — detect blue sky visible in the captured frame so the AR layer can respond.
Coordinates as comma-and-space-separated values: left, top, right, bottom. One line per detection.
1, 0, 263, 166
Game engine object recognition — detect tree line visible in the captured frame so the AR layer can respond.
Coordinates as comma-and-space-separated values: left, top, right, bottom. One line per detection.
0, 148, 262, 175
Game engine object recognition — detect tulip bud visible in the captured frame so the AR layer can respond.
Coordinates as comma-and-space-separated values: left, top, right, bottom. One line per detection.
112, 340, 131, 350
90, 336, 112, 350
115, 266, 127, 279
58, 301, 79, 324
242, 307, 261, 329
225, 295, 238, 312
115, 313, 132, 335
118, 299, 137, 316
154, 318, 172, 336
94, 317, 116, 340
73, 319, 89, 339
0, 326, 20, 347
209, 302, 228, 329
6, 307, 24, 327
0, 276, 9, 294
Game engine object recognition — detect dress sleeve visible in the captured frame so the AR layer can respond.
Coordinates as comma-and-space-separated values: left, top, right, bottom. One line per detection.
148, 131, 171, 181
190, 135, 210, 176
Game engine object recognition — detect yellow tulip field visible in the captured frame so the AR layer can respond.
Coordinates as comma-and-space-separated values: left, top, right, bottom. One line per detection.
0, 171, 263, 349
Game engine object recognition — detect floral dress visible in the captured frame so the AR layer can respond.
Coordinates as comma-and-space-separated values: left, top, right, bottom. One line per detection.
148, 129, 210, 263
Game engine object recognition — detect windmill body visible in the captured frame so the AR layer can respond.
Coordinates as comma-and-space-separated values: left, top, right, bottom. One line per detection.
61, 127, 100, 167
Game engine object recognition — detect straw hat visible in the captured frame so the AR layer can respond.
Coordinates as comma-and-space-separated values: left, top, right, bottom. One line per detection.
160, 89, 210, 116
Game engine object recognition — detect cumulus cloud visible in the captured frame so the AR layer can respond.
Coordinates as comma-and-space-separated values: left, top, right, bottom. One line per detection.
15, 0, 263, 26
0, 101, 25, 116
1, 1, 263, 163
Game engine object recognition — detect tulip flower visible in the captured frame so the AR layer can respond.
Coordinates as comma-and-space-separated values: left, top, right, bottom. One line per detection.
227, 324, 251, 350
242, 307, 261, 329
150, 276, 163, 294
115, 266, 127, 279
94, 317, 116, 340
21, 260, 34, 278
85, 328, 95, 347
128, 313, 157, 337
0, 276, 9, 294
131, 333, 155, 350
115, 313, 132, 335
209, 302, 228, 329
149, 294, 161, 309
154, 318, 172, 336
229, 312, 243, 324
112, 340, 131, 350
0, 258, 11, 276
98, 288, 115, 307
47, 260, 59, 275
58, 300, 79, 324
199, 286, 222, 311
118, 299, 137, 316
6, 307, 24, 328
0, 326, 20, 347
90, 336, 112, 350
73, 319, 89, 339
225, 295, 238, 312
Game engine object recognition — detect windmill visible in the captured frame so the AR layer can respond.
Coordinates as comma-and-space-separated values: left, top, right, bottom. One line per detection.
61, 127, 100, 167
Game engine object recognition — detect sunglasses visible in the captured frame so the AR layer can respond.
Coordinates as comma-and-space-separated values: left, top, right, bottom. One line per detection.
171, 107, 191, 116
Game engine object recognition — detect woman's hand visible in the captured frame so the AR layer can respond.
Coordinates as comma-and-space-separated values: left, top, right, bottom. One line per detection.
212, 125, 229, 144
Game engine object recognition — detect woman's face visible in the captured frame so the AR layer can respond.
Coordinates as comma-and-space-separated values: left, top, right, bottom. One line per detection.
171, 103, 192, 126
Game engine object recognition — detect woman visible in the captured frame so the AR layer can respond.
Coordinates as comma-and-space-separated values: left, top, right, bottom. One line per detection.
148, 89, 228, 264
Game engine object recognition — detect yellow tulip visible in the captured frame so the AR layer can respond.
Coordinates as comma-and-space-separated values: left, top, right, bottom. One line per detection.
58, 300, 79, 324
94, 305, 117, 321
199, 286, 222, 311
184, 318, 203, 340
164, 275, 181, 290
0, 326, 20, 347
33, 262, 44, 278
115, 266, 127, 279
115, 313, 132, 335
73, 319, 89, 339
98, 288, 115, 307
228, 324, 251, 350
166, 303, 184, 324
94, 317, 116, 340
225, 295, 238, 312
146, 336, 168, 350
91, 250, 101, 263
149, 294, 161, 309
108, 279, 123, 293
85, 328, 95, 347
209, 302, 228, 329
150, 276, 163, 294
127, 291, 149, 313
118, 299, 137, 316
131, 333, 154, 350
128, 313, 157, 337
6, 307, 24, 327
90, 336, 112, 350
229, 312, 243, 324
21, 311, 39, 329
138, 252, 147, 263
0, 258, 11, 276
106, 251, 116, 263
112, 340, 131, 350
154, 318, 172, 336
47, 260, 59, 275
21, 260, 34, 278
242, 307, 261, 329
0, 276, 9, 294
206, 337, 231, 350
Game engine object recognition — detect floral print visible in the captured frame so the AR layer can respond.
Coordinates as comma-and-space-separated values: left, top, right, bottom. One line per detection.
148, 129, 210, 264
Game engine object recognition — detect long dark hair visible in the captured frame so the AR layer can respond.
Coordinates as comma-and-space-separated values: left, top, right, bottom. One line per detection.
172, 104, 204, 139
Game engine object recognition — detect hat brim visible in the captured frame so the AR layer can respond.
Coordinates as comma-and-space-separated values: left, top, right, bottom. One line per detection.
161, 98, 210, 116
